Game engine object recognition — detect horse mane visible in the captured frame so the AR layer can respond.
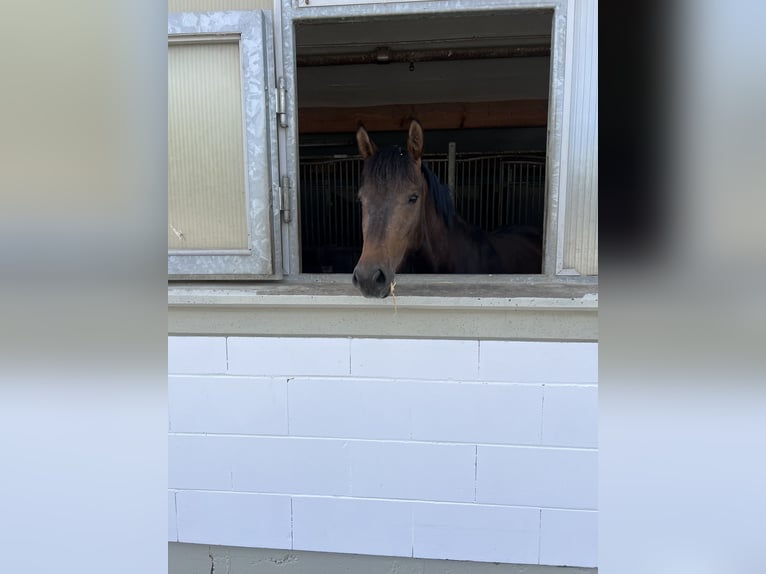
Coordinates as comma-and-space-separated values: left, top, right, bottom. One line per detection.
421, 162, 455, 228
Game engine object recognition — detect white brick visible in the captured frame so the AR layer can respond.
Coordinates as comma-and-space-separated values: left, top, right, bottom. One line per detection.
480, 341, 598, 383
168, 375, 288, 435
350, 441, 475, 502
351, 339, 478, 381
413, 503, 539, 564
292, 497, 412, 557
168, 491, 177, 542
289, 378, 411, 440
176, 490, 291, 549
540, 509, 598, 567
542, 385, 598, 447
411, 382, 543, 445
168, 435, 232, 490
228, 337, 349, 376
231, 437, 351, 496
290, 379, 544, 446
477, 446, 597, 509
168, 337, 226, 374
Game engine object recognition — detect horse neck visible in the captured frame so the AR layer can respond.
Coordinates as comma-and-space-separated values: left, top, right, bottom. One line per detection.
422, 183, 500, 273
410, 179, 457, 273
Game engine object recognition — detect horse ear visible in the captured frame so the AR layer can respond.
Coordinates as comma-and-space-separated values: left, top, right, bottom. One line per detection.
407, 119, 424, 166
356, 125, 377, 159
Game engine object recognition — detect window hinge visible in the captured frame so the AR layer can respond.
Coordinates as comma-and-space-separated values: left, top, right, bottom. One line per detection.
279, 175, 292, 223
276, 77, 288, 128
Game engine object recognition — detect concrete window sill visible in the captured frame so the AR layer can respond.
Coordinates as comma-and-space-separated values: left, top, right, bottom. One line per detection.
168, 276, 598, 341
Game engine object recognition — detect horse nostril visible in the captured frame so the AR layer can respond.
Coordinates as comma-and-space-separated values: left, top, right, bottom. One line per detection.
372, 269, 387, 285
352, 270, 359, 286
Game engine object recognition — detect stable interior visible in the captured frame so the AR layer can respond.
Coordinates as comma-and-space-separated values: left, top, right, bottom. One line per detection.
295, 9, 553, 273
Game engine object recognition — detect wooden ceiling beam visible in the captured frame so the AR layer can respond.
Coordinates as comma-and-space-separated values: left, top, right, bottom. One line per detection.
298, 100, 548, 134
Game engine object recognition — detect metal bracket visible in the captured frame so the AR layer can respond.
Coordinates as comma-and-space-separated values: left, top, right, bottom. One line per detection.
279, 175, 292, 223
276, 77, 288, 128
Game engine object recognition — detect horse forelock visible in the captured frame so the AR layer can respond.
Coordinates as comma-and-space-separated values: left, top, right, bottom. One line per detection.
362, 146, 419, 188
421, 163, 455, 228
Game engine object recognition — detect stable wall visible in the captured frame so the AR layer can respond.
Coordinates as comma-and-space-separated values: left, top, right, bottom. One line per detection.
168, 334, 597, 568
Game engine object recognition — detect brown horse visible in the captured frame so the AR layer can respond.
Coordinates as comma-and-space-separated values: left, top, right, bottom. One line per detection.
352, 120, 542, 298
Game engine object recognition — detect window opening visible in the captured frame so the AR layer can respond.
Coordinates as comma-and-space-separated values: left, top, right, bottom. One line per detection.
295, 9, 553, 274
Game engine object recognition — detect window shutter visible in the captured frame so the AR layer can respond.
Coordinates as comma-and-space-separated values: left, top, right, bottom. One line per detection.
168, 11, 282, 279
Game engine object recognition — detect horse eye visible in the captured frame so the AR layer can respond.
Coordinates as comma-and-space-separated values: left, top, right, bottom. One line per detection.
408, 194, 419, 204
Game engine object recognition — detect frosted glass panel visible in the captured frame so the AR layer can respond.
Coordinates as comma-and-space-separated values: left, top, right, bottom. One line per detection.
168, 41, 248, 250
562, 0, 598, 275
168, 0, 271, 11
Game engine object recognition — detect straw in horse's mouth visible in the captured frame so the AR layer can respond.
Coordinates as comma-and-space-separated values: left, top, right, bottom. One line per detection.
389, 281, 397, 312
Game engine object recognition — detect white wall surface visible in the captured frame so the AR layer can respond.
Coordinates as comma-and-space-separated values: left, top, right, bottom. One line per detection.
168, 336, 598, 568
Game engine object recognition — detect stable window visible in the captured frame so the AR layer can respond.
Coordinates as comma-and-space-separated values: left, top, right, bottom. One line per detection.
167, 0, 598, 283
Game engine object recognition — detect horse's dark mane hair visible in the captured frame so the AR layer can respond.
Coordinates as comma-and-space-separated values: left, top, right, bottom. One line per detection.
362, 145, 456, 228
421, 162, 455, 228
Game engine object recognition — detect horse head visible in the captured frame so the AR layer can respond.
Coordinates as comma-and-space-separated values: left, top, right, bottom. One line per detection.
352, 120, 427, 298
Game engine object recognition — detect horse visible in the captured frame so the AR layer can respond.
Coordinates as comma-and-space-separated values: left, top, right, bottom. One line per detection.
352, 119, 542, 298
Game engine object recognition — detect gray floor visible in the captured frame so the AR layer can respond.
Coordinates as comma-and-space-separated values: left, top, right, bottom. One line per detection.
169, 543, 597, 574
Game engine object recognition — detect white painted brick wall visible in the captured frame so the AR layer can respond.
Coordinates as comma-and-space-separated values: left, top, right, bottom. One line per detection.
288, 378, 543, 444
293, 497, 412, 557
228, 337, 350, 376
477, 445, 598, 509
349, 441, 476, 502
480, 341, 598, 383
413, 503, 540, 564
168, 336, 226, 374
231, 437, 351, 495
168, 491, 177, 542
410, 381, 543, 445
169, 435, 232, 491
351, 338, 478, 380
168, 375, 288, 435
542, 384, 598, 447
168, 336, 598, 568
540, 509, 598, 567
176, 490, 292, 549
289, 378, 412, 440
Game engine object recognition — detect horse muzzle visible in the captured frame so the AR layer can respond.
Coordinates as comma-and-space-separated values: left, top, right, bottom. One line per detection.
352, 263, 393, 298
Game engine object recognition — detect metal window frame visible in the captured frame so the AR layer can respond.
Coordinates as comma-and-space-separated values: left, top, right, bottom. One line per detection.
168, 10, 283, 279
276, 0, 577, 282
